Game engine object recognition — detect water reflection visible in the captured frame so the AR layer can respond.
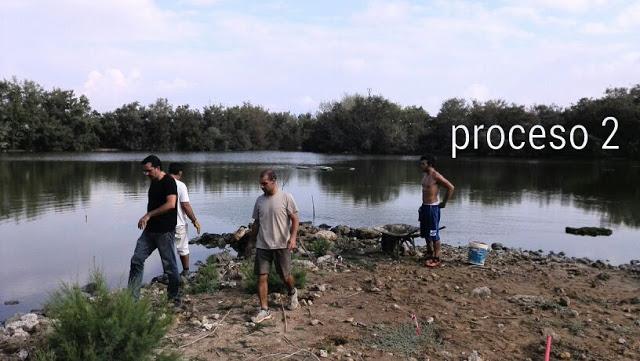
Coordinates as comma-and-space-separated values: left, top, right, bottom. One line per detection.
0, 155, 639, 227
1, 152, 639, 321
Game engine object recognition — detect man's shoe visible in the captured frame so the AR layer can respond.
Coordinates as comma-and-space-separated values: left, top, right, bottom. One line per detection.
152, 273, 169, 285
172, 298, 183, 312
251, 309, 272, 323
179, 270, 190, 285
287, 288, 299, 310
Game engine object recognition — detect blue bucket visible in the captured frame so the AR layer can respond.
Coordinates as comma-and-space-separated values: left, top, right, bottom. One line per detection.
468, 241, 489, 266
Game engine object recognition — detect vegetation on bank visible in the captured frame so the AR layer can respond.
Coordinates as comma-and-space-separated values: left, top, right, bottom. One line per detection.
1, 78, 639, 158
35, 271, 178, 361
240, 260, 307, 294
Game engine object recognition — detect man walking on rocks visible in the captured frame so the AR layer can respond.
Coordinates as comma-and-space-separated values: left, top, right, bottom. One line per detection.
169, 162, 201, 282
419, 154, 455, 268
250, 169, 300, 323
128, 155, 181, 306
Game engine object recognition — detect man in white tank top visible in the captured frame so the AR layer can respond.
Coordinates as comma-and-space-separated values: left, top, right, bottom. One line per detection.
169, 163, 201, 280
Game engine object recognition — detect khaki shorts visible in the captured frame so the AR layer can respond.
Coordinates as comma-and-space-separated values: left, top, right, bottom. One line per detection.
254, 248, 291, 278
174, 225, 190, 256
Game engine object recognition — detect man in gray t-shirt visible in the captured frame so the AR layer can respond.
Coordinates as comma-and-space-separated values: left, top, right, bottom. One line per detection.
250, 169, 300, 323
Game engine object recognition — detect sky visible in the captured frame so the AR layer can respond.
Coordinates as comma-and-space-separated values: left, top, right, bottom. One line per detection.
1, 0, 639, 114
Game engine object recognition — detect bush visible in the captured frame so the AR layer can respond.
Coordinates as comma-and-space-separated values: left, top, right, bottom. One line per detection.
369, 321, 442, 356
35, 271, 178, 361
308, 238, 333, 257
188, 262, 219, 294
241, 260, 307, 294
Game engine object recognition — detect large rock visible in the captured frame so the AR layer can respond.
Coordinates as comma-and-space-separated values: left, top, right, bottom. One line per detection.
471, 287, 492, 299
354, 227, 382, 239
5, 314, 39, 334
509, 295, 547, 308
317, 255, 334, 264
233, 226, 249, 241
565, 226, 612, 236
314, 230, 337, 242
292, 260, 319, 271
207, 250, 235, 264
331, 225, 353, 236
468, 351, 482, 361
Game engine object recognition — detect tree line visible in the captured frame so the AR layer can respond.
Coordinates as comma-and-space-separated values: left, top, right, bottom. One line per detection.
1, 78, 638, 159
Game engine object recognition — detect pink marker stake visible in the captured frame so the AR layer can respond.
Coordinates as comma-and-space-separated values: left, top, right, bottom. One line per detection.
544, 335, 552, 361
411, 314, 421, 336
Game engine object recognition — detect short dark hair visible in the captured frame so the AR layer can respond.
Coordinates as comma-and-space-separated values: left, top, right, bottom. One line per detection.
420, 154, 436, 167
168, 162, 184, 175
141, 155, 162, 169
259, 169, 277, 181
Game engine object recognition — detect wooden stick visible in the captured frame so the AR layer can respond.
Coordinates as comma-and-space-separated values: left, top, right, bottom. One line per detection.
178, 310, 231, 349
279, 350, 303, 360
252, 353, 286, 361
343, 291, 361, 298
282, 335, 322, 361
281, 305, 288, 333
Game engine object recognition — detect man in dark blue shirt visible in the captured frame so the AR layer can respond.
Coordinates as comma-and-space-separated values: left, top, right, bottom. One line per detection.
128, 155, 181, 305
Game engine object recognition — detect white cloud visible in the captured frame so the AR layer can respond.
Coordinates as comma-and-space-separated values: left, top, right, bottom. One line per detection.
180, 0, 222, 6
353, 1, 413, 24
82, 68, 142, 109
156, 78, 191, 92
2, 0, 639, 114
464, 84, 490, 102
615, 2, 640, 29
582, 2, 640, 34
525, 0, 608, 13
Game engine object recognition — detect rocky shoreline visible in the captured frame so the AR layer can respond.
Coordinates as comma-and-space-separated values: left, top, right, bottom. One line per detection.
2, 223, 639, 360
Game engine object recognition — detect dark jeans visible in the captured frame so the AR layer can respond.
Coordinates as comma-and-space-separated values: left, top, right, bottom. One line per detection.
128, 230, 180, 301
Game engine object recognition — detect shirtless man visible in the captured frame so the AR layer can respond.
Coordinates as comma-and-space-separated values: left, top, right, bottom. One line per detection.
419, 154, 455, 267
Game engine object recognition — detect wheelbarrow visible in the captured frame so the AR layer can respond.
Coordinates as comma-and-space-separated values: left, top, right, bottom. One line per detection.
373, 224, 446, 259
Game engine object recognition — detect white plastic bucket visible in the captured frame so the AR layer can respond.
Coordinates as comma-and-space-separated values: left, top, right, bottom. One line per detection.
468, 241, 489, 266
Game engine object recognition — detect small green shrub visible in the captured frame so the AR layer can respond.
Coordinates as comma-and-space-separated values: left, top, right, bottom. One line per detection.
241, 260, 307, 294
369, 322, 442, 356
35, 271, 177, 361
188, 262, 219, 294
308, 238, 333, 257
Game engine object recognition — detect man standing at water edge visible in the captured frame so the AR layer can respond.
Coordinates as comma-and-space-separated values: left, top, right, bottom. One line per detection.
169, 162, 201, 281
250, 169, 300, 323
128, 155, 181, 306
419, 154, 455, 268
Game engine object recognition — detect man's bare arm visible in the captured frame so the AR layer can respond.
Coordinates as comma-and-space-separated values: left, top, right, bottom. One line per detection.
181, 202, 201, 234
287, 212, 299, 251
250, 219, 260, 237
180, 202, 197, 223
138, 194, 177, 229
436, 174, 455, 208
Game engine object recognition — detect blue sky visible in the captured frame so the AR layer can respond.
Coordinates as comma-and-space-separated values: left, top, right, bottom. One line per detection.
1, 0, 639, 114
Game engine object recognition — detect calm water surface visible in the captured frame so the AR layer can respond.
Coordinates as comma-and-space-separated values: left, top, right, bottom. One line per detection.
1, 151, 639, 320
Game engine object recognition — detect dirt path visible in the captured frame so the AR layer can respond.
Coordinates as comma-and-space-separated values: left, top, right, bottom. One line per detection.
166, 245, 640, 361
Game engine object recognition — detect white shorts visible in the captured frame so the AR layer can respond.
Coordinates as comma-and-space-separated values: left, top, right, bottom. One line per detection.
174, 225, 190, 256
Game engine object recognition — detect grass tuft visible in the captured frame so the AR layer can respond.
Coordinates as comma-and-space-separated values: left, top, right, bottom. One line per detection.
241, 260, 307, 294
188, 262, 219, 294
369, 321, 442, 356
308, 238, 333, 257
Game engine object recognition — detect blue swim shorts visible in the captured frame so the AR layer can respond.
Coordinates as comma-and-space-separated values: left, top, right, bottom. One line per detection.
418, 204, 440, 241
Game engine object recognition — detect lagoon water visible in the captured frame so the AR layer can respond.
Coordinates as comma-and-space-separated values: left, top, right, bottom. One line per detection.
1, 151, 639, 320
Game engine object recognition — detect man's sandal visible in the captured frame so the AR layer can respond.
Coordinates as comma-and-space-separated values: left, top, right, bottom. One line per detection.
425, 257, 441, 268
